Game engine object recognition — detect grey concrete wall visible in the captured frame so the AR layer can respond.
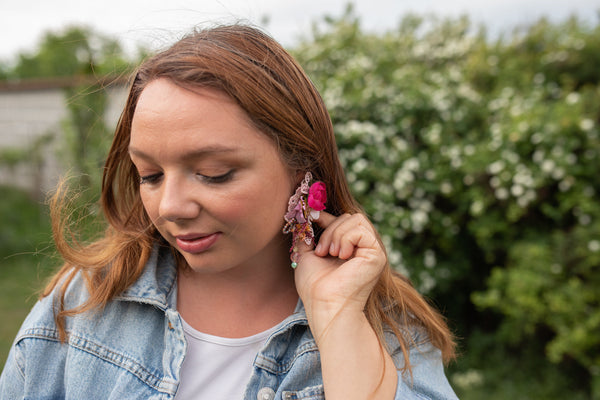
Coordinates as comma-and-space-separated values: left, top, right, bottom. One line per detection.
0, 84, 127, 198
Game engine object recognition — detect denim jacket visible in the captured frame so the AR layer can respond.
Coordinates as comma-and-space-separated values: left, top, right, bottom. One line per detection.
0, 245, 458, 399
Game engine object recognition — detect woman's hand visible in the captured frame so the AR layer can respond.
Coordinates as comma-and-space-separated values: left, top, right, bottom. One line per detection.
293, 212, 397, 399
293, 212, 387, 332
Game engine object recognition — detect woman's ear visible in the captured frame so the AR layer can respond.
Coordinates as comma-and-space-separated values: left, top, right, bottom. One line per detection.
294, 170, 305, 184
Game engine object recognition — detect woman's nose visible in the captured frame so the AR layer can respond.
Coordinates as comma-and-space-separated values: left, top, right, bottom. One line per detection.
158, 176, 201, 222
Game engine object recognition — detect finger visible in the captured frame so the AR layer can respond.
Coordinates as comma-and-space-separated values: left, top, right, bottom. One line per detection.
331, 221, 369, 259
312, 210, 337, 229
314, 213, 352, 256
318, 214, 379, 259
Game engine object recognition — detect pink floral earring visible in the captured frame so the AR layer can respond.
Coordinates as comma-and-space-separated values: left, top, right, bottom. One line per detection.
282, 172, 327, 268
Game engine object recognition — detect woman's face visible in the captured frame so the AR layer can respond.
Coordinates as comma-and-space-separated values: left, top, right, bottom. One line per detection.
129, 79, 295, 274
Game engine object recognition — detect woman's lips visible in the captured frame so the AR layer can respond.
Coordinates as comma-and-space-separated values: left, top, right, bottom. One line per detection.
175, 233, 220, 254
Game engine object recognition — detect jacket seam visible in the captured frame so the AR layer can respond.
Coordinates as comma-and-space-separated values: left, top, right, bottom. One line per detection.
17, 327, 177, 394
255, 340, 319, 375
12, 343, 27, 383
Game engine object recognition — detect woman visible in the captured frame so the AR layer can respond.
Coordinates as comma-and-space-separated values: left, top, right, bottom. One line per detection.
0, 25, 458, 399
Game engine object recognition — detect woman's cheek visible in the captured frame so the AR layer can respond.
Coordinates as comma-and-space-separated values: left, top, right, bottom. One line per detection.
212, 191, 256, 221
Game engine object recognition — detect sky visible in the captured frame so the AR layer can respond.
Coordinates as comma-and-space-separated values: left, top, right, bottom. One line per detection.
1, 0, 599, 60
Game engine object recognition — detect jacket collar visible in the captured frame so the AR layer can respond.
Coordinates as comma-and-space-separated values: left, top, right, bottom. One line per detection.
115, 244, 178, 310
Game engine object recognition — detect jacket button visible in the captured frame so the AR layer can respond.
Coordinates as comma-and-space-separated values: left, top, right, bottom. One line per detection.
257, 387, 275, 400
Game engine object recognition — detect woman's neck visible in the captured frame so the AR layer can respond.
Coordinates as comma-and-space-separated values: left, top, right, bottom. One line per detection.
176, 253, 298, 338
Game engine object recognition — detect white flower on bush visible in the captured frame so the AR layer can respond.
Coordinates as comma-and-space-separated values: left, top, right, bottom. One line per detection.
502, 149, 520, 164
495, 187, 509, 200
559, 176, 575, 192
424, 249, 437, 268
352, 158, 368, 173
463, 144, 475, 156
531, 132, 544, 145
490, 176, 501, 188
541, 159, 556, 174
566, 92, 581, 104
533, 149, 545, 163
393, 169, 414, 190
551, 167, 565, 180
511, 184, 525, 197
411, 209, 429, 233
470, 200, 484, 216
418, 270, 436, 293
579, 118, 594, 131
513, 168, 534, 188
322, 84, 345, 109
425, 123, 442, 145
353, 179, 368, 194
579, 214, 591, 226
533, 73, 545, 85
404, 157, 420, 171
517, 189, 536, 208
487, 160, 505, 175
440, 181, 453, 195
452, 369, 484, 390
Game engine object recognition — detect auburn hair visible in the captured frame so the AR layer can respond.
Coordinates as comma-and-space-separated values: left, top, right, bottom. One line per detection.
46, 24, 455, 371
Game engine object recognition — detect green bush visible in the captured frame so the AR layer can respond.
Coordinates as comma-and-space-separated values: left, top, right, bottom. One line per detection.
293, 7, 599, 397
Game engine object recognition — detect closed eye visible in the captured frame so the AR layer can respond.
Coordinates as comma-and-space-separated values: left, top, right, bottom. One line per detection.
139, 173, 163, 185
199, 170, 234, 184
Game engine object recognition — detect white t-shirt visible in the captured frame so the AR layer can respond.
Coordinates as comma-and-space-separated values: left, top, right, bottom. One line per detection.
174, 318, 277, 400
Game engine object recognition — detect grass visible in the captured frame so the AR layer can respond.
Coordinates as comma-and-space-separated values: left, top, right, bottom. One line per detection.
0, 186, 56, 368
0, 254, 55, 363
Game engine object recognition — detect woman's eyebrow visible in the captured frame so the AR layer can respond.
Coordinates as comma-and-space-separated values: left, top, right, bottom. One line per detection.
128, 145, 239, 161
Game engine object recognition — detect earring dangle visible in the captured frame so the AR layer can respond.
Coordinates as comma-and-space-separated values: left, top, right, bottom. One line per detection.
282, 172, 327, 268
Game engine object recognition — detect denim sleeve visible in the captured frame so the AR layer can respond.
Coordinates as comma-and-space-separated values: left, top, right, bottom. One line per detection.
0, 341, 26, 400
386, 330, 459, 400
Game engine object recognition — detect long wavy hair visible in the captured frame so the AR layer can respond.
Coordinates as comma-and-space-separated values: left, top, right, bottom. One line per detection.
46, 24, 455, 371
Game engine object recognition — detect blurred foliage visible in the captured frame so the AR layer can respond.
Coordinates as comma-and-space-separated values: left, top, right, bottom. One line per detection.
60, 84, 112, 200
7, 26, 131, 80
0, 64, 8, 80
293, 5, 599, 398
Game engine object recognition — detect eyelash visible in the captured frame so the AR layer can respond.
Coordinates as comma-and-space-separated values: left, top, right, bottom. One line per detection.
139, 173, 162, 185
201, 170, 234, 184
138, 171, 234, 185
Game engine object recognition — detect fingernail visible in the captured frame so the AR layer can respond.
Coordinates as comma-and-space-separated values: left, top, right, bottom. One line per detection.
315, 243, 323, 253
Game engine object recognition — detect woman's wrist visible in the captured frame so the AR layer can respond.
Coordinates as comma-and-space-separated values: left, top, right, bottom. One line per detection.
308, 300, 397, 400
305, 300, 368, 346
